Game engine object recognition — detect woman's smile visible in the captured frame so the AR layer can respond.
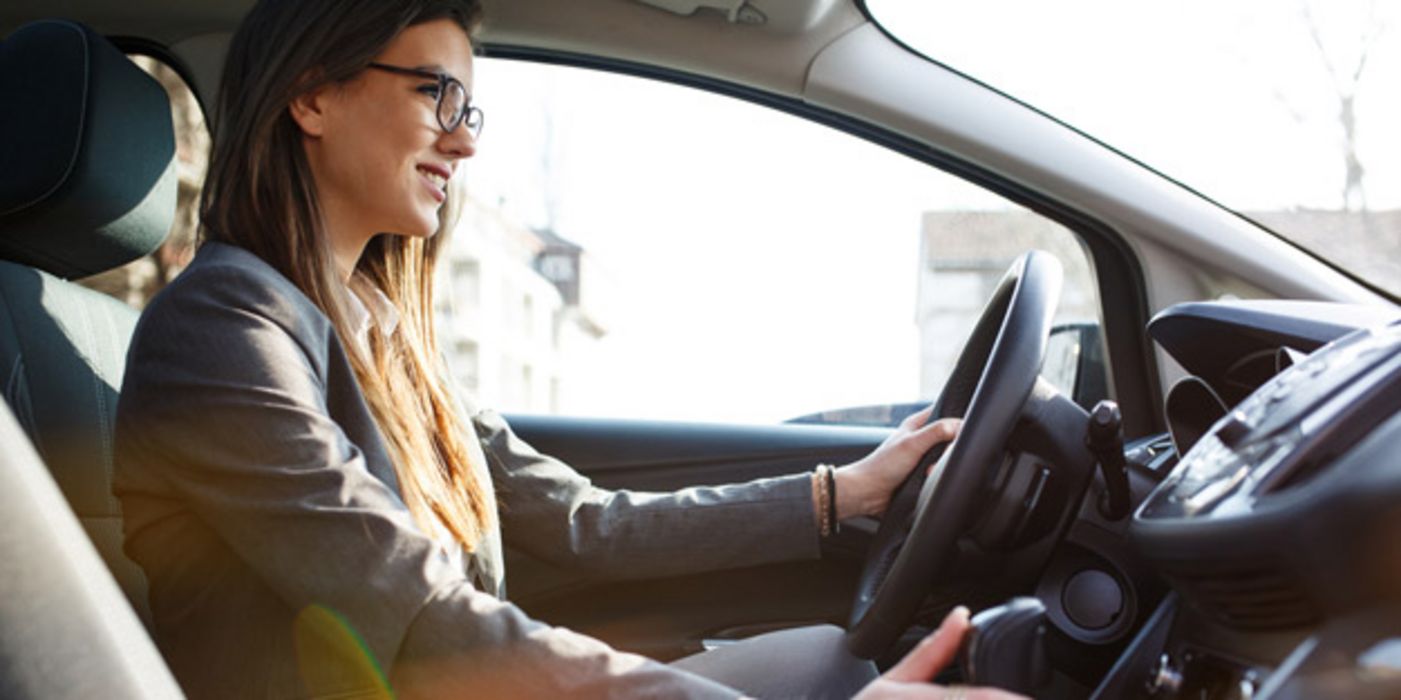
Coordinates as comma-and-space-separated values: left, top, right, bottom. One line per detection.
416, 162, 451, 203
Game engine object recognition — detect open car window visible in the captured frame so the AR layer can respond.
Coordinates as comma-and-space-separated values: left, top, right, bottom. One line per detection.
439, 58, 1106, 425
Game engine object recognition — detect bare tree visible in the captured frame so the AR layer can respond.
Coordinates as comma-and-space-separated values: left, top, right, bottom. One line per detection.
1300, 0, 1384, 211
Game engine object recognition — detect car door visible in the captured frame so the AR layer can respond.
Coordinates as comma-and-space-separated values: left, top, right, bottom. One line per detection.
506, 414, 888, 659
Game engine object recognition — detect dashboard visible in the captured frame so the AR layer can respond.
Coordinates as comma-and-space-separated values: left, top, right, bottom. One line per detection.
1081, 300, 1401, 699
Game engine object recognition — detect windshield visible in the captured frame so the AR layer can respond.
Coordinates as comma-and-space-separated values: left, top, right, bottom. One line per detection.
865, 0, 1400, 298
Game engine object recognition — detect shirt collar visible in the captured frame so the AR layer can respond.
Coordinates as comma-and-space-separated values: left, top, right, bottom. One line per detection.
346, 276, 401, 353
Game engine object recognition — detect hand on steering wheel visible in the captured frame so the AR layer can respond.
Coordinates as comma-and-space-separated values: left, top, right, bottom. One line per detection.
835, 410, 963, 519
846, 251, 1065, 659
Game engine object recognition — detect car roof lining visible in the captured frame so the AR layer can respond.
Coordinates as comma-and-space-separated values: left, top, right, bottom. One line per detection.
479, 0, 863, 98
2, 0, 858, 97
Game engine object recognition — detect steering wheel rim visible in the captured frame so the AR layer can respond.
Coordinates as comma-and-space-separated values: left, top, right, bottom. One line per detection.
845, 250, 1063, 659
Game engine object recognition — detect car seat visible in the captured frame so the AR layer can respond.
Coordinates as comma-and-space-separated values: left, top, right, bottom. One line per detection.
0, 400, 182, 698
0, 18, 177, 629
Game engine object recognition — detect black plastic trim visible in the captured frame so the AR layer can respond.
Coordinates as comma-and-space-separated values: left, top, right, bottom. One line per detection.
479, 43, 1164, 436
1147, 300, 1401, 400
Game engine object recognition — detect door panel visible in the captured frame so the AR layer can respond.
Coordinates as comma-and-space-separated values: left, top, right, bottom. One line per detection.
502, 414, 889, 659
506, 414, 889, 488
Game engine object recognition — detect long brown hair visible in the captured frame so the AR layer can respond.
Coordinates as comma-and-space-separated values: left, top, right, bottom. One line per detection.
201, 0, 493, 550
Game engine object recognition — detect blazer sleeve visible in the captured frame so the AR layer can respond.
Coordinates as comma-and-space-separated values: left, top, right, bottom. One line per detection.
114, 264, 738, 699
472, 408, 822, 580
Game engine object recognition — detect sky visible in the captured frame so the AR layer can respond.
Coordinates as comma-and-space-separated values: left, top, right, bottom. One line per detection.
867, 0, 1401, 211
459, 0, 1398, 423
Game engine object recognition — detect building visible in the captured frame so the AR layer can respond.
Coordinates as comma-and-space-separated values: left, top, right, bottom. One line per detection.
437, 196, 608, 414
916, 209, 1100, 398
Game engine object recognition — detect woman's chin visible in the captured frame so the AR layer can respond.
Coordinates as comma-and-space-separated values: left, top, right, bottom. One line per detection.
389, 216, 441, 239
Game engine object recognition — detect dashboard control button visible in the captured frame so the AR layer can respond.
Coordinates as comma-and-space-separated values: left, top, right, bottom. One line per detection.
1062, 569, 1122, 630
1216, 411, 1252, 447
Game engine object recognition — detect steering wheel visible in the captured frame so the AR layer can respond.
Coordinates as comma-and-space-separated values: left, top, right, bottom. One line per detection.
845, 250, 1063, 659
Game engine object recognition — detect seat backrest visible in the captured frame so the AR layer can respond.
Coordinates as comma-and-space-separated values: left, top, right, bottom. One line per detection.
0, 398, 183, 699
0, 19, 177, 627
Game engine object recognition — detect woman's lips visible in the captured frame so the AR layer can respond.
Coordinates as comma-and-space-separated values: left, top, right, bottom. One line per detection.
417, 167, 447, 203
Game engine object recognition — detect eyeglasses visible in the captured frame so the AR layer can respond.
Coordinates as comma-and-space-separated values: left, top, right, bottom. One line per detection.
366, 62, 484, 138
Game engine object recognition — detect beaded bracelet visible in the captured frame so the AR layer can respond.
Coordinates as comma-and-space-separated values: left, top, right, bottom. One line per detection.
815, 464, 839, 537
825, 464, 839, 536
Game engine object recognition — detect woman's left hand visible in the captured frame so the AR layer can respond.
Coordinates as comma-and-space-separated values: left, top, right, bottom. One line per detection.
852, 606, 1030, 700
834, 407, 961, 520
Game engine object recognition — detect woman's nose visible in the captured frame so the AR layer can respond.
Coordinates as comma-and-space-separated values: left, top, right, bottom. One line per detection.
438, 123, 477, 159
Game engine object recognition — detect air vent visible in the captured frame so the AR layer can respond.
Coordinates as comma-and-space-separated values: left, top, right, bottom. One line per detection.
1221, 349, 1279, 405
1165, 559, 1319, 630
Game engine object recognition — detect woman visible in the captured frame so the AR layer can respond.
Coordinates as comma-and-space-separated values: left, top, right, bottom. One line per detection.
113, 1, 1021, 697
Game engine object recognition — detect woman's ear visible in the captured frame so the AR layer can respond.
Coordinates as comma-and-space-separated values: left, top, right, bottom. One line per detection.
288, 85, 331, 137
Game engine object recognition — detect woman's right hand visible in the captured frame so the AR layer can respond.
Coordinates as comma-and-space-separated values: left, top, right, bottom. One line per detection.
852, 607, 1030, 700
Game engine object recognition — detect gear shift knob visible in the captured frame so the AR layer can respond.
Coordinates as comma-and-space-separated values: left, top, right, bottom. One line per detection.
958, 597, 1051, 695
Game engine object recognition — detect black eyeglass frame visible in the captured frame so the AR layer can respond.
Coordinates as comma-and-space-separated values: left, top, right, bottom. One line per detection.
366, 62, 483, 137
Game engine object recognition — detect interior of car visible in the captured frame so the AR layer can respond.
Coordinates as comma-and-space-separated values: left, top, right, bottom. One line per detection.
2, 0, 1399, 698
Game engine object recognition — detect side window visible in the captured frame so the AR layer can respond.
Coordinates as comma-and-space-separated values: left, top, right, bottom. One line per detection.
439, 59, 1105, 425
78, 54, 208, 307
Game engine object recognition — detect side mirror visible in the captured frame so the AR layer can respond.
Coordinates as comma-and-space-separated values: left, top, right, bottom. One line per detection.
1043, 322, 1109, 411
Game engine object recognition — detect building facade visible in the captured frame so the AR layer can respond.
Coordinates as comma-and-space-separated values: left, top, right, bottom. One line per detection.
437, 197, 607, 415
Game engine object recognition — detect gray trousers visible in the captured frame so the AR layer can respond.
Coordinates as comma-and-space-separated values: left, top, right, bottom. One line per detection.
672, 625, 879, 699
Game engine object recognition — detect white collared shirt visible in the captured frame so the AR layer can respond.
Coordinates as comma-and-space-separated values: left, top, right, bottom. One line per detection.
344, 277, 400, 357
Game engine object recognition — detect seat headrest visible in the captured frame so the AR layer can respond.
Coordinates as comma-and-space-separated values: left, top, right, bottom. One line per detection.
0, 20, 176, 280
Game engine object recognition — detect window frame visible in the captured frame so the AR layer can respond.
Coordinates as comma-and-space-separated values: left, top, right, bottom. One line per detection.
479, 44, 1165, 436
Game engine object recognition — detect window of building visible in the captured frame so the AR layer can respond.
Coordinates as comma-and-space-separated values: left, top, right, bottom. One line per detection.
451, 339, 480, 392
450, 258, 482, 309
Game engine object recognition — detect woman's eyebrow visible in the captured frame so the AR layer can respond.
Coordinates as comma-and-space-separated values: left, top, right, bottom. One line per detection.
419, 64, 473, 94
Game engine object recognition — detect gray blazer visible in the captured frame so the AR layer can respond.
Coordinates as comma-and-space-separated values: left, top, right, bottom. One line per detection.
114, 242, 820, 699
